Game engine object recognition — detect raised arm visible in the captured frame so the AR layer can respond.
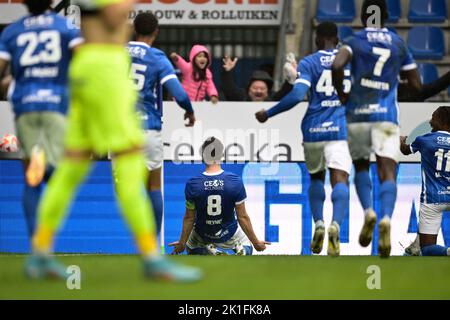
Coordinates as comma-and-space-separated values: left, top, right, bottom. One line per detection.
171, 53, 190, 75
400, 136, 412, 155
235, 202, 270, 252
100, 0, 135, 31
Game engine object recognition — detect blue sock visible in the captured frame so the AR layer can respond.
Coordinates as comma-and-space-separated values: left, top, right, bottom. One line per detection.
380, 181, 397, 219
244, 245, 253, 255
309, 179, 325, 222
354, 171, 372, 210
148, 190, 163, 235
421, 245, 449, 256
22, 184, 43, 236
331, 183, 349, 225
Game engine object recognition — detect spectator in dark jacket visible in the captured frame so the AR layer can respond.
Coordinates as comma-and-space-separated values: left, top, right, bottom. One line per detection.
220, 56, 293, 102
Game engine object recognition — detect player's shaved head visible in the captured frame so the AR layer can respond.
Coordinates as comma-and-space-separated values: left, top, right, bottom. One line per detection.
201, 137, 224, 165
361, 0, 388, 27
23, 0, 52, 15
134, 12, 159, 37
315, 21, 338, 50
431, 106, 450, 132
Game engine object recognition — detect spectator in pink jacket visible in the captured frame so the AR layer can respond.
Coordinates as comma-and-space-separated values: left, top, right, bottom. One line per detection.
170, 45, 219, 103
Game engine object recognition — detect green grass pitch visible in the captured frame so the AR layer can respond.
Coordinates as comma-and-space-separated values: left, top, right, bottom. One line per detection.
1, 254, 449, 300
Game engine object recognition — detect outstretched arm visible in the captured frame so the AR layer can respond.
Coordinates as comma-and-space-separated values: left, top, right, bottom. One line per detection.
235, 202, 270, 252
332, 47, 352, 104
164, 77, 195, 126
399, 71, 449, 102
169, 208, 195, 254
255, 82, 309, 123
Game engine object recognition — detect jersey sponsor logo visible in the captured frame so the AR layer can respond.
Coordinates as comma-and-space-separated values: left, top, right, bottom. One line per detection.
438, 187, 450, 195
23, 15, 54, 29
204, 179, 225, 190
361, 78, 390, 91
309, 121, 340, 134
354, 104, 388, 115
24, 66, 59, 78
206, 219, 223, 225
202, 228, 229, 240
319, 55, 335, 67
21, 89, 61, 104
367, 31, 392, 45
437, 136, 450, 146
127, 46, 146, 59
321, 99, 341, 107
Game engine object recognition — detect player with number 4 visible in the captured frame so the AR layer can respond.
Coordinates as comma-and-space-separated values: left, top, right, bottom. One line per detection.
332, 0, 422, 257
255, 21, 352, 257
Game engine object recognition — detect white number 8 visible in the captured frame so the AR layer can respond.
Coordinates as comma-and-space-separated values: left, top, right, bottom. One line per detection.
207, 195, 222, 216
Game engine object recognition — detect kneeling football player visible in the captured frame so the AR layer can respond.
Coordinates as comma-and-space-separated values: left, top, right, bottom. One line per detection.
169, 137, 270, 255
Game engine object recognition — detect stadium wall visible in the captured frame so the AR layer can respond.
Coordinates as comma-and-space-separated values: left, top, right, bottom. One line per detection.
1, 102, 449, 255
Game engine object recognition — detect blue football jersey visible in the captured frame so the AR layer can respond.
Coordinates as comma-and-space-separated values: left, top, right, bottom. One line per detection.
343, 28, 417, 124
296, 49, 351, 142
0, 12, 82, 117
185, 170, 247, 243
411, 131, 450, 204
126, 41, 177, 131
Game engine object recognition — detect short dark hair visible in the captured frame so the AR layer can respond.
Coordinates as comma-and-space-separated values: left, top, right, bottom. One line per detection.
361, 0, 388, 26
23, 0, 51, 15
316, 21, 338, 39
200, 137, 224, 165
434, 106, 450, 129
134, 12, 159, 36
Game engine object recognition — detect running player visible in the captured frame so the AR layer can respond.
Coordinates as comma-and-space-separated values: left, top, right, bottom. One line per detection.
255, 21, 351, 256
126, 12, 195, 239
169, 137, 269, 255
400, 106, 450, 256
0, 0, 82, 236
25, 0, 201, 282
332, 0, 422, 257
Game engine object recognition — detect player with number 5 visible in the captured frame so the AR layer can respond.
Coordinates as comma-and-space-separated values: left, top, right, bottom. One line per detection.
332, 0, 422, 257
125, 12, 195, 244
170, 137, 270, 255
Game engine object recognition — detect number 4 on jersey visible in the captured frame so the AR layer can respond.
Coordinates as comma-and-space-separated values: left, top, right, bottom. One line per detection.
316, 69, 351, 97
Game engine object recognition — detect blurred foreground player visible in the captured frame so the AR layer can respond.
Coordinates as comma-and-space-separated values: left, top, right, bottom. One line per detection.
126, 12, 195, 239
169, 137, 269, 255
255, 22, 352, 256
26, 0, 201, 282
0, 0, 82, 235
400, 107, 450, 256
332, 0, 422, 257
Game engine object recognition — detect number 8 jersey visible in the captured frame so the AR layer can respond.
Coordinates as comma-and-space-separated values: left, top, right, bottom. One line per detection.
411, 131, 450, 204
0, 12, 82, 116
185, 170, 247, 243
342, 27, 417, 125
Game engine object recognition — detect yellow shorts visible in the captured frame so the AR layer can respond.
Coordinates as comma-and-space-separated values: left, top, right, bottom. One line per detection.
65, 44, 143, 155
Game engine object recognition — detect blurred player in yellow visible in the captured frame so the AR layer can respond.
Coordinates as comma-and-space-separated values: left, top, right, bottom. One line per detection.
25, 0, 202, 282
